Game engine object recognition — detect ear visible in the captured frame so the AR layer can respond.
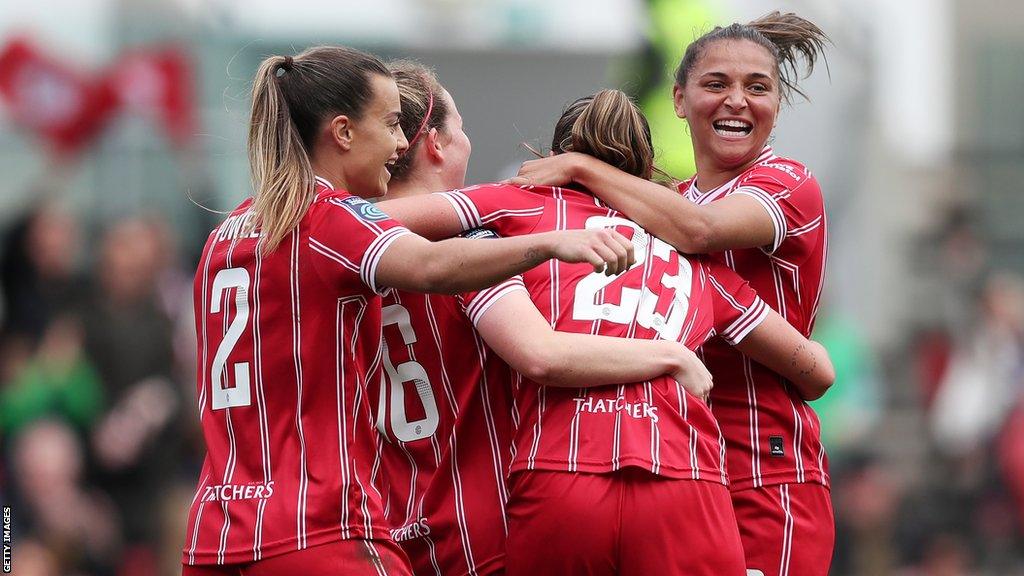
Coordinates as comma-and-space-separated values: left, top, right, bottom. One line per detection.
422, 127, 445, 164
672, 84, 687, 119
328, 115, 354, 152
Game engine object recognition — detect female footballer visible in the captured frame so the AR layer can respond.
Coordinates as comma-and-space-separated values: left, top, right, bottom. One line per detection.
511, 13, 835, 576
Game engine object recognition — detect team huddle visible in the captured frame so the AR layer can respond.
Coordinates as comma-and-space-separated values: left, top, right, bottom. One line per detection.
181, 11, 834, 576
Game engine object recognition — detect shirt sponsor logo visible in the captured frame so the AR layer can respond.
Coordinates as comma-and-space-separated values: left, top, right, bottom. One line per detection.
341, 196, 390, 222
390, 518, 431, 542
572, 396, 659, 423
202, 481, 275, 502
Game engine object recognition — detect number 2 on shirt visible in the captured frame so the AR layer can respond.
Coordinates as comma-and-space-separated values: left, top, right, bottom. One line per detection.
210, 267, 252, 410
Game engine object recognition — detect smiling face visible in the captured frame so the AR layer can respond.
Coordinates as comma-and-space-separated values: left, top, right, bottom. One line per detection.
345, 74, 408, 198
675, 39, 780, 178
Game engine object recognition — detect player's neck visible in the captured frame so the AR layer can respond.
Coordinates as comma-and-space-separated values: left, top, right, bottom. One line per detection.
383, 171, 451, 200
694, 145, 770, 190
695, 159, 758, 191
311, 158, 349, 192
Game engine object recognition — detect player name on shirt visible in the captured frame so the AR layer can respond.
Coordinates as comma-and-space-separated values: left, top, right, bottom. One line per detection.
213, 210, 261, 243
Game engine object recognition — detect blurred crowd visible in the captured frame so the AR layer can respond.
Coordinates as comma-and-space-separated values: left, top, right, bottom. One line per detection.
2, 199, 1024, 576
819, 205, 1024, 576
0, 199, 202, 576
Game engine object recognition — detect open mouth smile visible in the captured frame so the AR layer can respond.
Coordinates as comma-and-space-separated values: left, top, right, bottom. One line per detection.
713, 119, 753, 137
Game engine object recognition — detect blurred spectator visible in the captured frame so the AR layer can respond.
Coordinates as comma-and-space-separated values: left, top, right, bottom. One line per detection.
832, 455, 903, 575
0, 200, 85, 348
11, 419, 120, 575
929, 273, 1024, 458
81, 217, 184, 572
10, 539, 60, 576
0, 315, 104, 438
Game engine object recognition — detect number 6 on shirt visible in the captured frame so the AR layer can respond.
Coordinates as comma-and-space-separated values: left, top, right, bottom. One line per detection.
376, 304, 440, 442
210, 267, 252, 410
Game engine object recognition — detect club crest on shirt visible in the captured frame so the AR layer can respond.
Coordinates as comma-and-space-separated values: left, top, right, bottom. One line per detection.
340, 196, 390, 222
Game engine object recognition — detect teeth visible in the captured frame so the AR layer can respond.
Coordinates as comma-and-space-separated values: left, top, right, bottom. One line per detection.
714, 127, 749, 138
714, 119, 752, 129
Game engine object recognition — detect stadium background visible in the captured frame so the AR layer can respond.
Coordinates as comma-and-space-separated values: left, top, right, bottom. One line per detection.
0, 0, 1022, 574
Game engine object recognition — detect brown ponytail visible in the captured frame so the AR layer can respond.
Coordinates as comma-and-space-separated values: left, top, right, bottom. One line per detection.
550, 89, 657, 180
675, 11, 829, 103
246, 46, 390, 254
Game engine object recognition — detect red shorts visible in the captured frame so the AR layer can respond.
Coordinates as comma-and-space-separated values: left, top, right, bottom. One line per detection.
181, 538, 412, 576
505, 468, 745, 576
731, 483, 834, 576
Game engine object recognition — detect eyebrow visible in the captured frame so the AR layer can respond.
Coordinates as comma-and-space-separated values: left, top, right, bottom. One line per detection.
701, 71, 774, 81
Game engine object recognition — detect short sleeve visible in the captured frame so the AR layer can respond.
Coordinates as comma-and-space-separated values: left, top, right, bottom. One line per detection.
307, 194, 412, 295
704, 261, 769, 345
453, 228, 529, 326
438, 183, 547, 238
731, 160, 824, 255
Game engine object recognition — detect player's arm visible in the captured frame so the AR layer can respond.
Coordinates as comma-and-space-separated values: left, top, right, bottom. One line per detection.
475, 290, 712, 400
733, 311, 835, 401
376, 194, 465, 240
510, 153, 773, 253
374, 201, 635, 294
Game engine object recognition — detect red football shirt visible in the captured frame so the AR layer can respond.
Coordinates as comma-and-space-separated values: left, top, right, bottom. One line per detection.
374, 275, 521, 576
438, 184, 769, 483
183, 177, 411, 565
679, 146, 830, 491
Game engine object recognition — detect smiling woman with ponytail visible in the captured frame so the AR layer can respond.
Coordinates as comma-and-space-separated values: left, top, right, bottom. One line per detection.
510, 11, 837, 576
180, 45, 638, 576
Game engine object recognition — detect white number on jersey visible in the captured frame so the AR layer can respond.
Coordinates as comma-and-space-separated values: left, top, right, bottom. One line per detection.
210, 267, 252, 410
376, 304, 440, 442
572, 216, 692, 341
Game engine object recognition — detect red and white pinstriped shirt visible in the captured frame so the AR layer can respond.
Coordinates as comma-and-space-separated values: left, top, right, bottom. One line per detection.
183, 177, 411, 565
679, 146, 830, 492
438, 184, 768, 483
374, 276, 521, 576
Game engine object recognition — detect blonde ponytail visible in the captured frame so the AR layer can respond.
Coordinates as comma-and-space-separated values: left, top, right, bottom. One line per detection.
243, 46, 390, 255
247, 55, 315, 254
